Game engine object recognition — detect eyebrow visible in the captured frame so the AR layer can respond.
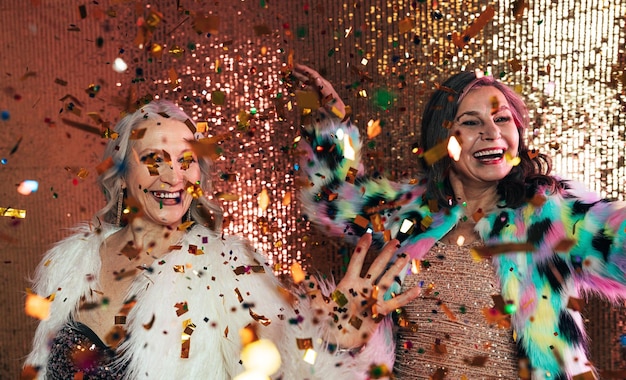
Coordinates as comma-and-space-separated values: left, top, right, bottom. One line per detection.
455, 105, 511, 121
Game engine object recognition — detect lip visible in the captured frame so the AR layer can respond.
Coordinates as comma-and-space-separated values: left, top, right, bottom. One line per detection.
472, 147, 508, 164
150, 190, 183, 205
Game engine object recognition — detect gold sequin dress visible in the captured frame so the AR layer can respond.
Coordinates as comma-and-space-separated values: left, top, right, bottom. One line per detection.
395, 241, 519, 379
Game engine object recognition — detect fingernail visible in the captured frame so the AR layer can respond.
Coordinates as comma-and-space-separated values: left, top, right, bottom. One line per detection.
356, 247, 362, 253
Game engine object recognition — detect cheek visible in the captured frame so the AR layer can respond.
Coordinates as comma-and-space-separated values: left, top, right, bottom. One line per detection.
126, 164, 153, 188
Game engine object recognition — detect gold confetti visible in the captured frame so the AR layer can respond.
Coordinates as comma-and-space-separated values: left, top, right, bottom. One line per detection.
398, 17, 415, 34
367, 119, 382, 139
258, 188, 270, 211
290, 261, 306, 284
353, 214, 369, 228
296, 337, 313, 350
249, 309, 271, 326
452, 5, 496, 48
505, 152, 521, 166
142, 314, 155, 330
295, 90, 320, 110
331, 289, 348, 307
0, 207, 26, 218
181, 319, 195, 358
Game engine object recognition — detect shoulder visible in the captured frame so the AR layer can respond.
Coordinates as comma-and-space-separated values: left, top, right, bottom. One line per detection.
31, 223, 116, 295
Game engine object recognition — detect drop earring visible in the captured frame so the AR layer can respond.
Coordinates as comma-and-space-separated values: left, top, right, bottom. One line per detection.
116, 188, 125, 226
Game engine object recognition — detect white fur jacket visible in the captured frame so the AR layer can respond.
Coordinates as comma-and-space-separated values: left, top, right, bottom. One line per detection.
25, 223, 394, 379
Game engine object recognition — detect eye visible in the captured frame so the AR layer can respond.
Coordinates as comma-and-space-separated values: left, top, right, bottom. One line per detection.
140, 152, 162, 163
460, 119, 479, 126
179, 152, 197, 170
494, 116, 512, 123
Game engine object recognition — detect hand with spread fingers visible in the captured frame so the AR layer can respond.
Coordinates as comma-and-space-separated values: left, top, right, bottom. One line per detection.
307, 234, 421, 350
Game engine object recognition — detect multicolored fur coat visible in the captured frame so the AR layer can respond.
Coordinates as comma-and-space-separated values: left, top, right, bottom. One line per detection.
24, 223, 394, 379
300, 118, 626, 380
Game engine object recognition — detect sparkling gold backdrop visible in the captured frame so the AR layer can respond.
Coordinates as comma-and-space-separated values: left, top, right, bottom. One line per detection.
0, 1, 624, 378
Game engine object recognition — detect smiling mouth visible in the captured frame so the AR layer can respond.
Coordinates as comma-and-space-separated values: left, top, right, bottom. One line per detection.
473, 148, 505, 162
151, 190, 183, 205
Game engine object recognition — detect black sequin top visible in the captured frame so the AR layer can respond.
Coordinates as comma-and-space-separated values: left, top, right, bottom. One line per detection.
46, 322, 125, 379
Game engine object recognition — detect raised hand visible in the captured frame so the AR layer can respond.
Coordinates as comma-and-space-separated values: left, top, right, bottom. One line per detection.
291, 64, 347, 121
308, 234, 421, 349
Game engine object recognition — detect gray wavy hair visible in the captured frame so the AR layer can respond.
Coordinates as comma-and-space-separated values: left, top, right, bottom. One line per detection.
94, 99, 223, 231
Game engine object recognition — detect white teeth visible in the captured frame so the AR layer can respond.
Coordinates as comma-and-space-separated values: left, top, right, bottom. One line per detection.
152, 191, 181, 199
474, 149, 504, 158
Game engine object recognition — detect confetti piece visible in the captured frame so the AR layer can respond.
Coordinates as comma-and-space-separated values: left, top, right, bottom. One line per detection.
181, 319, 195, 358
168, 45, 185, 58
175, 301, 189, 316
452, 5, 496, 48
349, 315, 363, 329
553, 238, 575, 252
9, 136, 22, 154
433, 341, 447, 354
464, 355, 489, 367
253, 24, 272, 35
398, 17, 415, 34
211, 90, 225, 105
25, 292, 50, 320
295, 90, 320, 110
331, 289, 348, 307
188, 244, 204, 255
508, 58, 523, 72
187, 138, 224, 160
505, 152, 521, 166
177, 220, 195, 231
296, 338, 313, 350
567, 297, 584, 312
113, 57, 128, 73
95, 157, 114, 175
0, 207, 26, 219
120, 242, 140, 260
184, 181, 203, 198
192, 12, 219, 34
249, 309, 271, 326
368, 363, 392, 379
282, 192, 291, 206
370, 213, 384, 232
353, 215, 369, 228
142, 314, 155, 330
367, 119, 382, 139
258, 188, 270, 211
61, 118, 101, 135
17, 180, 39, 195
447, 135, 462, 161
20, 366, 38, 380
422, 137, 451, 165
302, 348, 317, 365
215, 192, 240, 201
290, 262, 305, 284
512, 0, 526, 20
471, 242, 535, 259
342, 134, 356, 160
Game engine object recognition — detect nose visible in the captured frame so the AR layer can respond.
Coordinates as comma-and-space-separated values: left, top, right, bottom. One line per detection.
159, 163, 183, 185
480, 120, 501, 140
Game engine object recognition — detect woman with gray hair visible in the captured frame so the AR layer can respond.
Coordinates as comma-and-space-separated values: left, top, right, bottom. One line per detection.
24, 99, 419, 379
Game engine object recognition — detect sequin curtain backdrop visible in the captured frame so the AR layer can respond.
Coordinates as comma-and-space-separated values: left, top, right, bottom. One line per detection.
0, 1, 624, 379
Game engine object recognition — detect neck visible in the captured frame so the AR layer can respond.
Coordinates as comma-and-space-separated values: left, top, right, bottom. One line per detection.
450, 178, 499, 223
115, 220, 186, 259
